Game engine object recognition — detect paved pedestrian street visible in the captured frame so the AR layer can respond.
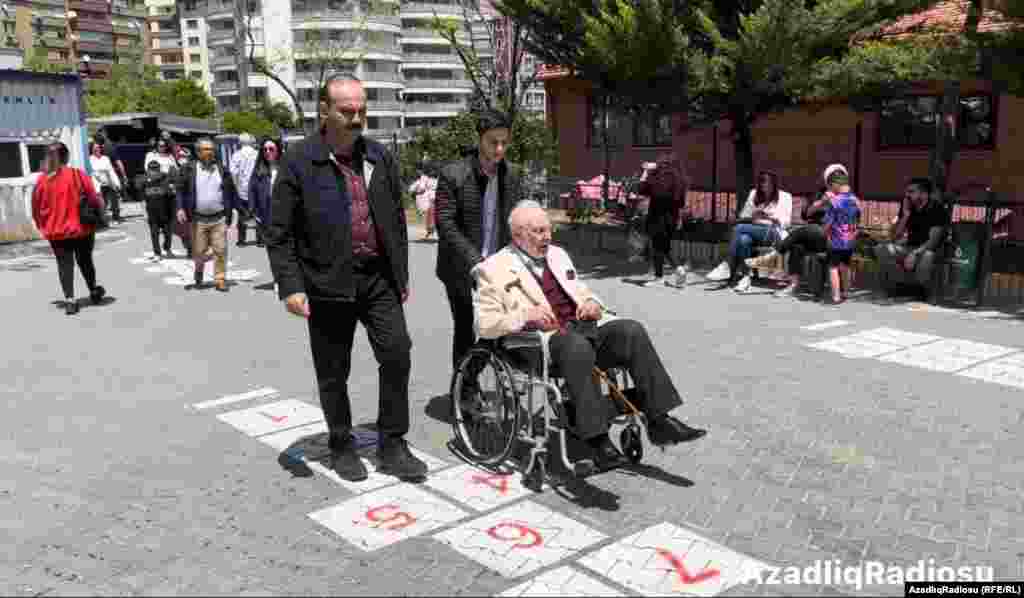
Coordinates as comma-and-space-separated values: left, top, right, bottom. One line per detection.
3, 213, 1024, 596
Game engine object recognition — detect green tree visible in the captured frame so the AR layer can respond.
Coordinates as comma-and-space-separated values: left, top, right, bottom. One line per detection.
152, 78, 217, 119
21, 47, 73, 74
259, 101, 297, 132
222, 110, 278, 138
84, 67, 216, 119
498, 0, 938, 214
400, 110, 557, 186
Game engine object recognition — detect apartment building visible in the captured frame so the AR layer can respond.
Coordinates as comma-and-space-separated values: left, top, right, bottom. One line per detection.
2, 0, 148, 78
145, 0, 185, 81
157, 0, 543, 142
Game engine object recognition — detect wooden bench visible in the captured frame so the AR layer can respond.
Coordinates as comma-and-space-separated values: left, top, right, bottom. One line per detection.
748, 245, 829, 298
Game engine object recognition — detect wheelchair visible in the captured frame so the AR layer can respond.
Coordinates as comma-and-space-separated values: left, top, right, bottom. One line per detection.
448, 330, 649, 492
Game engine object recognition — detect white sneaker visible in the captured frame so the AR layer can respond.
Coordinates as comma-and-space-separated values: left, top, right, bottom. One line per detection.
671, 264, 689, 288
733, 274, 752, 294
707, 261, 731, 281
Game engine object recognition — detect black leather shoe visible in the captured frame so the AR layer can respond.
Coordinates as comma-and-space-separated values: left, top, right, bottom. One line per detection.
89, 285, 106, 305
64, 300, 79, 316
377, 438, 428, 480
590, 436, 629, 472
648, 415, 706, 446
330, 445, 368, 482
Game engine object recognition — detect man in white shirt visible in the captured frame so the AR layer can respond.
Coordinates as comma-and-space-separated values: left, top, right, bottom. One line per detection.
176, 138, 239, 292
229, 133, 260, 246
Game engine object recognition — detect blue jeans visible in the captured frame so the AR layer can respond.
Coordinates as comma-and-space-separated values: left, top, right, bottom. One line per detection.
729, 223, 773, 260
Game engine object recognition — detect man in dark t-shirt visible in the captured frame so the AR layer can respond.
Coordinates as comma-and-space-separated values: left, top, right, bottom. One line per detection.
874, 177, 950, 299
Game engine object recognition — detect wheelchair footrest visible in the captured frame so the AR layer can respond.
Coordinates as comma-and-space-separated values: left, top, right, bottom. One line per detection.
572, 459, 596, 477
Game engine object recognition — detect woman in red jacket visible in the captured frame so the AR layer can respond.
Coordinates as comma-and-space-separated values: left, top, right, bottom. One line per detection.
32, 142, 108, 315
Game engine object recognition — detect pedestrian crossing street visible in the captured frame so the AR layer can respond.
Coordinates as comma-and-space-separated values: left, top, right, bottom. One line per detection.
188, 388, 773, 597
129, 252, 261, 286
804, 323, 1024, 390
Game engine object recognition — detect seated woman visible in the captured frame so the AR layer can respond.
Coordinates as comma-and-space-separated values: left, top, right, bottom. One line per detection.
474, 201, 707, 471
721, 171, 793, 293
745, 164, 847, 298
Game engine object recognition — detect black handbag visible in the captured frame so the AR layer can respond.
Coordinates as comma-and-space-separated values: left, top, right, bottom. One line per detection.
74, 169, 107, 228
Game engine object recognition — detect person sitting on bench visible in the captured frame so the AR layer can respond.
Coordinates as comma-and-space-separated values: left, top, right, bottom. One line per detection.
473, 200, 707, 471
874, 178, 950, 302
714, 171, 793, 293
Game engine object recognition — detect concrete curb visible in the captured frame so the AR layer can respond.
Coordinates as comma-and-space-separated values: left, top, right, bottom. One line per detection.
0, 228, 132, 262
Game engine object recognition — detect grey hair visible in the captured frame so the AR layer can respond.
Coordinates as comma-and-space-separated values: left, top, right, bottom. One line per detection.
508, 199, 544, 229
238, 133, 256, 146
196, 137, 215, 148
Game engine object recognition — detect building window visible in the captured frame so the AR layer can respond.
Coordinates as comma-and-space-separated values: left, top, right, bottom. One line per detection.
190, 53, 201, 63
187, 19, 198, 29
188, 36, 199, 46
878, 94, 995, 150
28, 145, 49, 173
0, 142, 24, 178
191, 70, 203, 79
633, 111, 672, 147
587, 96, 627, 148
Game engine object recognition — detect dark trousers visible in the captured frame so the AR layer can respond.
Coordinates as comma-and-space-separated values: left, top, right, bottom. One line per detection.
549, 319, 683, 440
102, 186, 120, 221
50, 234, 97, 299
149, 219, 173, 256
650, 231, 678, 278
444, 276, 476, 372
307, 261, 412, 451
776, 224, 827, 276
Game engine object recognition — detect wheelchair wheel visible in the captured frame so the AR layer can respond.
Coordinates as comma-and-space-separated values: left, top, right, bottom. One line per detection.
451, 347, 520, 466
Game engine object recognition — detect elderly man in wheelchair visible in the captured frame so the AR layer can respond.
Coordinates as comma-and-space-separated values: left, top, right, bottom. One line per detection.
452, 201, 706, 483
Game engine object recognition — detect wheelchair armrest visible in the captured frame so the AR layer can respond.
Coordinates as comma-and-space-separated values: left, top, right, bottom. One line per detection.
498, 331, 545, 353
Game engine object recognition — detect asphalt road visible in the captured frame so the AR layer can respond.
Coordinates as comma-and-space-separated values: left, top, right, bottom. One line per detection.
2, 207, 1024, 597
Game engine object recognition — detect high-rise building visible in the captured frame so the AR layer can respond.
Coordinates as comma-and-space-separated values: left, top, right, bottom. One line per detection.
2, 0, 148, 78
145, 0, 542, 140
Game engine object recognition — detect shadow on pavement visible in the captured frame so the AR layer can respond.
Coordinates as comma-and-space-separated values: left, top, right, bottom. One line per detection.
49, 296, 118, 309
425, 393, 453, 425
254, 282, 276, 292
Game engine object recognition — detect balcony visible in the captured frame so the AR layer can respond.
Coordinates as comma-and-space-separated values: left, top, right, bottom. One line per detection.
368, 100, 403, 111
207, 9, 233, 20
159, 60, 185, 69
180, 3, 208, 19
206, 28, 235, 44
39, 16, 68, 28
77, 40, 115, 53
210, 53, 237, 68
31, 0, 66, 7
155, 28, 180, 39
211, 80, 239, 94
400, 3, 466, 17
113, 24, 142, 36
403, 101, 466, 113
153, 39, 184, 50
39, 37, 71, 49
401, 52, 459, 63
401, 27, 467, 41
75, 18, 114, 33
291, 10, 401, 29
362, 71, 404, 84
71, 0, 111, 14
402, 77, 471, 89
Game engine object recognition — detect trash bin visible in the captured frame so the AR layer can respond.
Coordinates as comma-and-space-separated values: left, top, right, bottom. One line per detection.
948, 222, 986, 291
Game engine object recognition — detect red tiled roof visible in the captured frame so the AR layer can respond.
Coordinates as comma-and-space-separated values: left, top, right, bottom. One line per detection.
537, 64, 570, 81
878, 0, 1017, 38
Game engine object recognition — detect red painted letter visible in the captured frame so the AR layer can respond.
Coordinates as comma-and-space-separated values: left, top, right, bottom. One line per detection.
486, 522, 542, 548
471, 473, 509, 494
365, 504, 416, 531
656, 548, 720, 585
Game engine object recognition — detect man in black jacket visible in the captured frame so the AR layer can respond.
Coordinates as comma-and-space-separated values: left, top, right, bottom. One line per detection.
435, 109, 523, 373
264, 74, 425, 483
176, 138, 239, 292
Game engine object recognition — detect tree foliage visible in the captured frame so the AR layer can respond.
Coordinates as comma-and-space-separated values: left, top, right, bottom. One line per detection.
222, 110, 278, 138
21, 47, 73, 74
399, 110, 558, 186
84, 66, 216, 119
260, 101, 297, 131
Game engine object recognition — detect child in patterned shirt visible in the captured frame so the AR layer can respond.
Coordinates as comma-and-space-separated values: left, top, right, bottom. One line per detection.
822, 170, 861, 304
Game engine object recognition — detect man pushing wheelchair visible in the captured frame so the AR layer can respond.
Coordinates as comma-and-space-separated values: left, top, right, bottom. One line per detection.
471, 201, 707, 472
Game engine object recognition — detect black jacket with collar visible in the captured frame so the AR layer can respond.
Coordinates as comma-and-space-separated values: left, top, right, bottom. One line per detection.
434, 153, 523, 284
264, 133, 407, 302
175, 160, 239, 225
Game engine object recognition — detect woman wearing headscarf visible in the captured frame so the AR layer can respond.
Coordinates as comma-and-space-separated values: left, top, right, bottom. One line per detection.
247, 137, 282, 247
32, 142, 108, 315
637, 153, 690, 288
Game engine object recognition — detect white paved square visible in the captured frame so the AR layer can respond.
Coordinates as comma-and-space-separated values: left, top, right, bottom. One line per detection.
958, 352, 1024, 389
308, 484, 468, 551
434, 501, 606, 579
497, 566, 622, 597
258, 422, 451, 493
806, 336, 902, 359
851, 327, 942, 348
578, 522, 769, 597
425, 464, 533, 512
877, 338, 1018, 372
800, 320, 850, 331
216, 399, 325, 437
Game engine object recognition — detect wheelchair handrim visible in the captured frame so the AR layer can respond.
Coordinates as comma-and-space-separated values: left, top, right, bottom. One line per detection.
450, 348, 520, 466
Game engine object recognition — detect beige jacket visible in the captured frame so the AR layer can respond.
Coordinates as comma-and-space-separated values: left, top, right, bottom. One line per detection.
474, 245, 610, 339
